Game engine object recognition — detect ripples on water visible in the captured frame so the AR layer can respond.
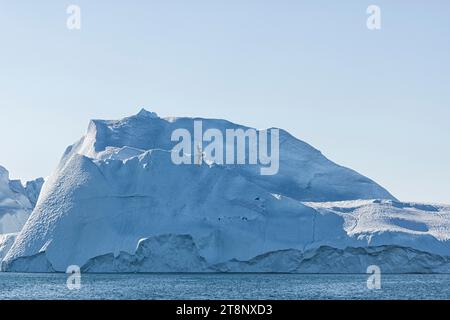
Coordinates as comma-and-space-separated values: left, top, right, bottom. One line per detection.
0, 273, 449, 300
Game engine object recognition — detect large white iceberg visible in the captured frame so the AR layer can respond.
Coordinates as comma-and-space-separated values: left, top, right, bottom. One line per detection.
2, 110, 449, 273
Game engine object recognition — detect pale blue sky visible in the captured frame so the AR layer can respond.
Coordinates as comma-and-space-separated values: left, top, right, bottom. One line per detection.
0, 0, 449, 203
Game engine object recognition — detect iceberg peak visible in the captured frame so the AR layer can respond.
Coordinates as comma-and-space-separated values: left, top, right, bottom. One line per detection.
0, 165, 9, 181
135, 108, 159, 119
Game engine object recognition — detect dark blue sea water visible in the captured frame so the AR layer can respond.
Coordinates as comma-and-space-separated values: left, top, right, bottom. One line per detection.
0, 273, 449, 300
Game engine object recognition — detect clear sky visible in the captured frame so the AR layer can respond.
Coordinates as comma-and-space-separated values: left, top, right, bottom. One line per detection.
0, 0, 449, 203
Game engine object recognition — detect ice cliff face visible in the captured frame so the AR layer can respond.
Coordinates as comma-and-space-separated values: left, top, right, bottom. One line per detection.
0, 165, 43, 234
2, 110, 449, 273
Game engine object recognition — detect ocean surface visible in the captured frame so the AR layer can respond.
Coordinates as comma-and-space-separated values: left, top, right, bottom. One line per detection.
0, 273, 449, 300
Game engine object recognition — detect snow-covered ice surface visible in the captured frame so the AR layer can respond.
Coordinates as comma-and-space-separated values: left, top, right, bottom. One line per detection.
2, 110, 450, 273
0, 166, 43, 235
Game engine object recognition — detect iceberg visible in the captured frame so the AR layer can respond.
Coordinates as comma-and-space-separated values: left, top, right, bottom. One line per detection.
2, 109, 449, 273
0, 165, 43, 234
